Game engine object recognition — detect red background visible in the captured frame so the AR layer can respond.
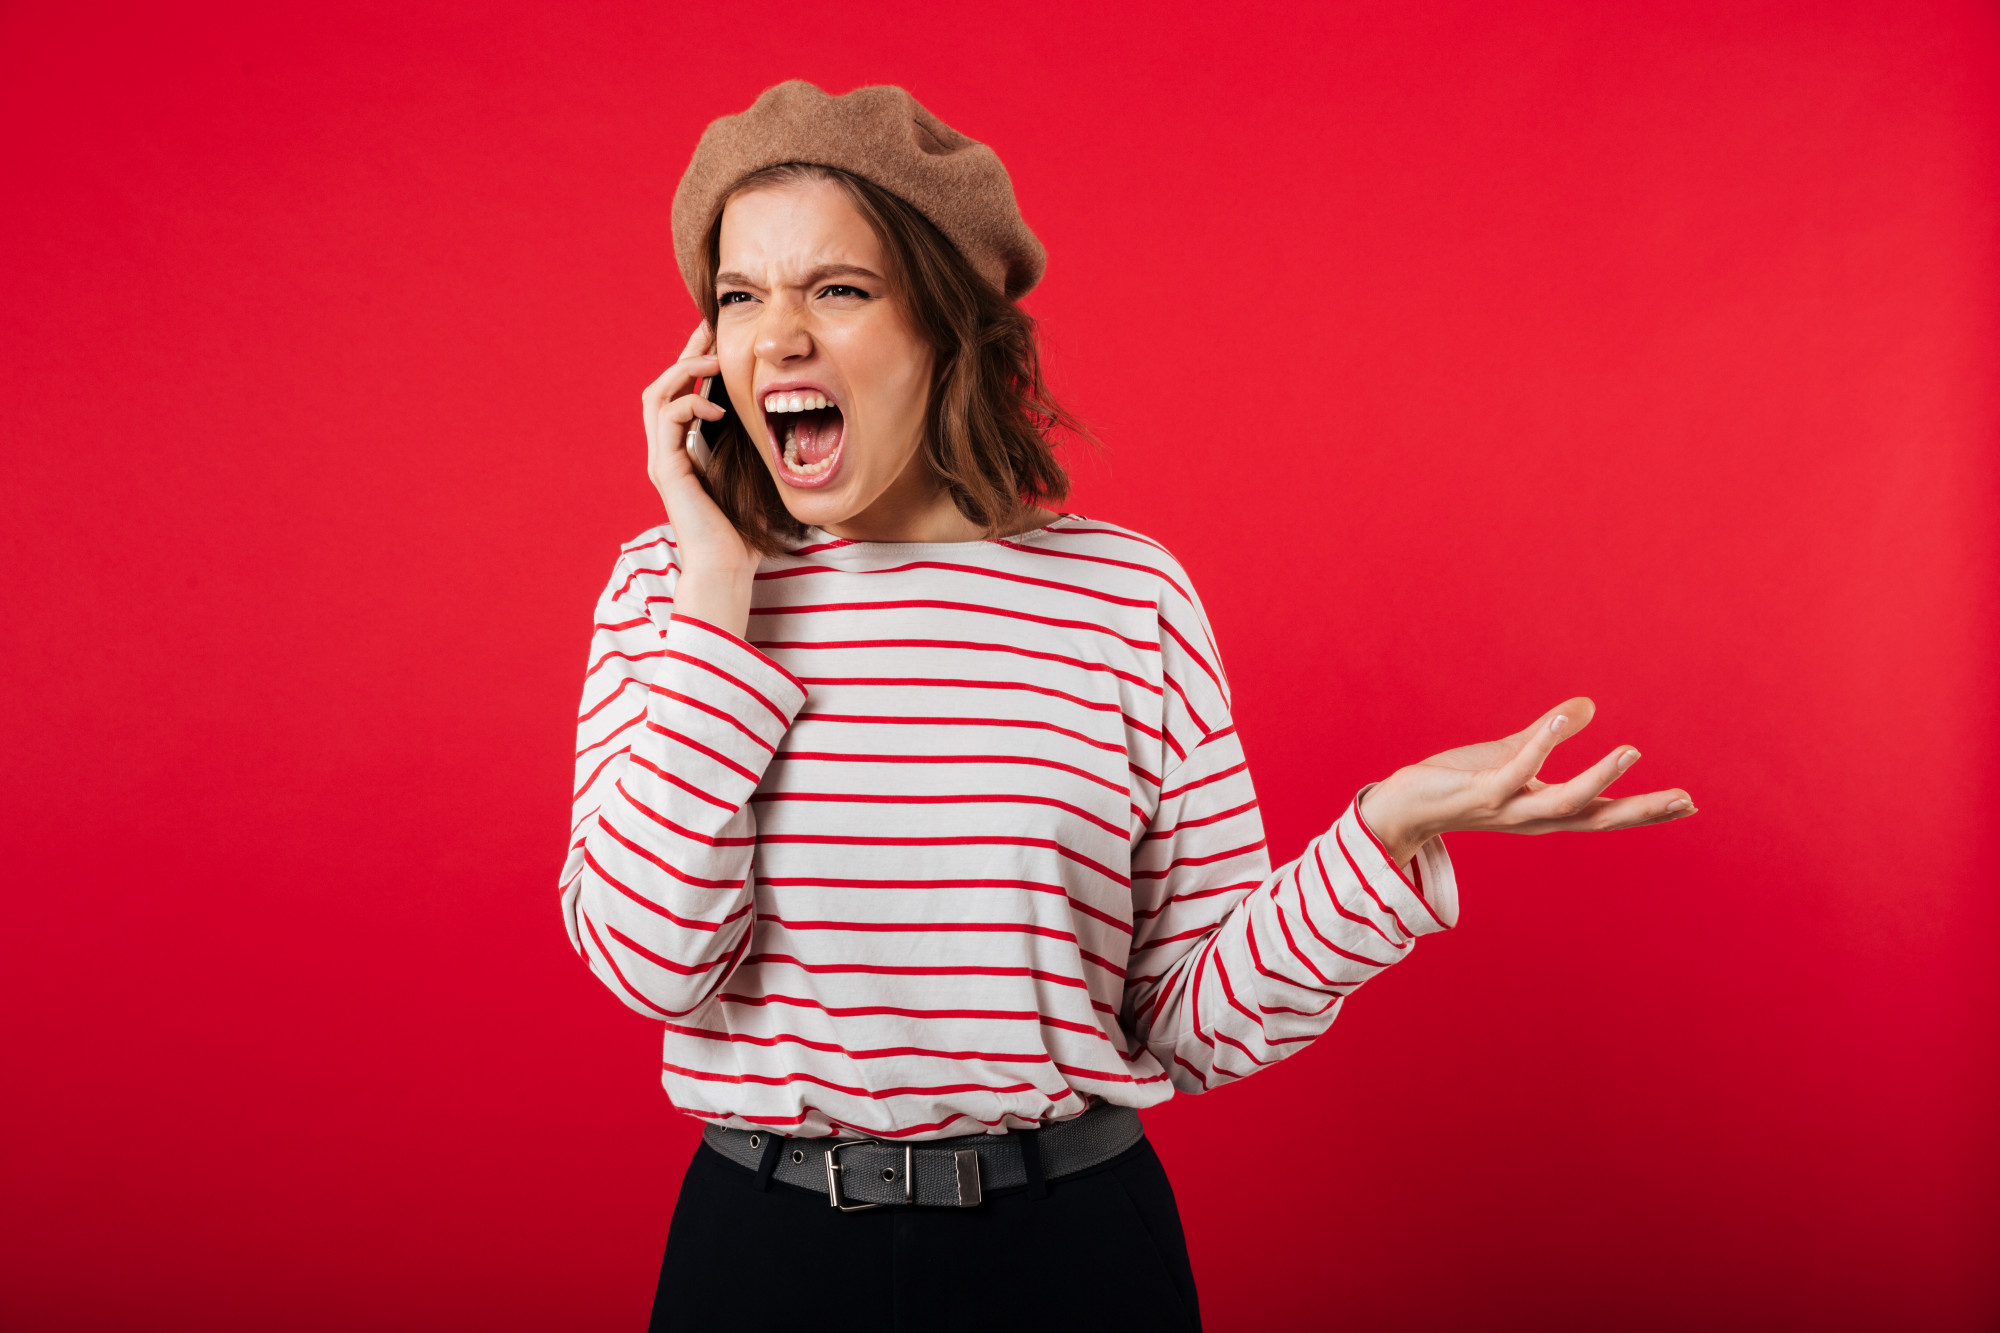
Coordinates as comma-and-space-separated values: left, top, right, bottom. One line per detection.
3, 2, 1995, 1328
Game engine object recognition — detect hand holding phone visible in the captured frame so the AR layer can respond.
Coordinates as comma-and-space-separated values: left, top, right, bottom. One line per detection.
685, 375, 723, 476
639, 323, 758, 622
643, 321, 732, 487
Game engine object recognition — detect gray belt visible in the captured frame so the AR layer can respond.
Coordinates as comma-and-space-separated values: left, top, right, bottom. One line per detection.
700, 1102, 1145, 1210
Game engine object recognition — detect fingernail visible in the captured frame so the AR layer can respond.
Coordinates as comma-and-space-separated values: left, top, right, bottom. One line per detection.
1617, 749, 1639, 771
1551, 715, 1567, 734
1666, 798, 1689, 812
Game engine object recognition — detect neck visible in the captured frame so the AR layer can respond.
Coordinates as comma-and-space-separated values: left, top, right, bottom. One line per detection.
824, 497, 1060, 544
821, 466, 1058, 544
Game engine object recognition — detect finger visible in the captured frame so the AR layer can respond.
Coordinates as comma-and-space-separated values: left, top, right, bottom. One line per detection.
662, 391, 726, 432
1623, 803, 1697, 828
667, 320, 716, 406
1517, 743, 1641, 822
652, 394, 725, 495
643, 354, 721, 411
649, 409, 701, 503
1591, 788, 1695, 829
1520, 788, 1695, 833
1492, 697, 1595, 793
642, 358, 721, 461
642, 345, 722, 403
1537, 695, 1597, 739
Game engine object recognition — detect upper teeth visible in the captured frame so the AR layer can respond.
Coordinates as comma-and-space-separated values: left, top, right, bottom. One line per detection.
765, 391, 830, 413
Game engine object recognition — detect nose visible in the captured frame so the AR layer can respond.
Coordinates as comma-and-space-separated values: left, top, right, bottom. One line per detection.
753, 293, 813, 367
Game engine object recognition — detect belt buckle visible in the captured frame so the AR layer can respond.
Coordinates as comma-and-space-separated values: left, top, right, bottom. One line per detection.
825, 1138, 912, 1211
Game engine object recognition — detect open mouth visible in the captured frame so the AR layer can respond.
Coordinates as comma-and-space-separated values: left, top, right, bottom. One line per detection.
762, 388, 845, 488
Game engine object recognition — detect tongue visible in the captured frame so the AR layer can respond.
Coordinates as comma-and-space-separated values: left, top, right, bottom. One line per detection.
793, 410, 841, 464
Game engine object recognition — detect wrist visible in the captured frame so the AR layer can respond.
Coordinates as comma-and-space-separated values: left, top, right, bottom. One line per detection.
679, 552, 759, 586
1358, 778, 1427, 871
671, 565, 755, 642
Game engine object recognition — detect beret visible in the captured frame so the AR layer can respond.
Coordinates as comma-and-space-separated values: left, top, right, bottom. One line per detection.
671, 80, 1046, 303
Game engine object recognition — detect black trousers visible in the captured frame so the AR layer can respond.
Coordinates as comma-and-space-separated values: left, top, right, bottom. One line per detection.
650, 1134, 1202, 1332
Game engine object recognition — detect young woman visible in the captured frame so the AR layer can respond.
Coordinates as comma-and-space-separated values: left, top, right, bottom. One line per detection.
562, 81, 1695, 1332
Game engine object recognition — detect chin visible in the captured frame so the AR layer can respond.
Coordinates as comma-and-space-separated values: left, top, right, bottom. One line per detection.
772, 471, 867, 529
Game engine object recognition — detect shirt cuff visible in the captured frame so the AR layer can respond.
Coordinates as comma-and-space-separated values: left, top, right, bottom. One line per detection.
1347, 784, 1458, 935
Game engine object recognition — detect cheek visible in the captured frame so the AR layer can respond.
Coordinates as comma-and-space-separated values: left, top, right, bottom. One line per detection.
887, 361, 931, 422
822, 316, 931, 464
854, 376, 927, 472
856, 341, 931, 438
716, 337, 760, 435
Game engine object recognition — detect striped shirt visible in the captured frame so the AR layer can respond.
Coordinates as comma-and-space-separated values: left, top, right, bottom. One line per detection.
560, 512, 1457, 1140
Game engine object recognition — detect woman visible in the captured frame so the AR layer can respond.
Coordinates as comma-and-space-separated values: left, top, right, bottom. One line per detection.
562, 81, 1695, 1332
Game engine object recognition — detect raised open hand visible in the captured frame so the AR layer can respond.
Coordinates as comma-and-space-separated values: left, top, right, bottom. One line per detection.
1357, 697, 1696, 869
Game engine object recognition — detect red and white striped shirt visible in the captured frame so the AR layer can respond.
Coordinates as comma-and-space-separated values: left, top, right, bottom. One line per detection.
560, 513, 1457, 1140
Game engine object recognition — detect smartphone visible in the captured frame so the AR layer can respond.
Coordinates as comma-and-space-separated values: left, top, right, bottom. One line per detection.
685, 373, 734, 476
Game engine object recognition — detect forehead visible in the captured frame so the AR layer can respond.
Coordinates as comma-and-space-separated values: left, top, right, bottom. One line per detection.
716, 179, 883, 280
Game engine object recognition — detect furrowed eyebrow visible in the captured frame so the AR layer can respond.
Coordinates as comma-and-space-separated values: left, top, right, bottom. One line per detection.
714, 264, 885, 289
802, 264, 883, 285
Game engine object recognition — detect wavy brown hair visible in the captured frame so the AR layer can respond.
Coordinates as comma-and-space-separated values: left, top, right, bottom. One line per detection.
691, 162, 1092, 557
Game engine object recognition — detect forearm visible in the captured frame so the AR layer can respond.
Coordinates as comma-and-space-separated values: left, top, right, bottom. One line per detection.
563, 592, 806, 1016
1130, 790, 1458, 1092
569, 779, 760, 1019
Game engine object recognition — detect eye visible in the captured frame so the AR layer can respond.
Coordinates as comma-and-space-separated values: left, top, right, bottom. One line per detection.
717, 291, 752, 306
819, 283, 871, 300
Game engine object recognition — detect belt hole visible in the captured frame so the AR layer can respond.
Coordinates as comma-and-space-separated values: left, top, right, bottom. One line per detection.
881, 1168, 896, 1181
790, 1149, 805, 1164
748, 1134, 762, 1149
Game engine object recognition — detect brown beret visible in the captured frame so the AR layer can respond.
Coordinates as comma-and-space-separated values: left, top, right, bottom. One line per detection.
671, 80, 1046, 303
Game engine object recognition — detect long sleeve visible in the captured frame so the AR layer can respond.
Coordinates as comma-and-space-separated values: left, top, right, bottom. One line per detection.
559, 540, 808, 1019
1119, 588, 1459, 1093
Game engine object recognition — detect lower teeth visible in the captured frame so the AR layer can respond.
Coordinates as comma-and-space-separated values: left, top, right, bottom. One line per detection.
782, 428, 834, 476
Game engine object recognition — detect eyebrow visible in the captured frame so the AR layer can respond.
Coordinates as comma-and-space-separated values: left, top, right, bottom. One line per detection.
715, 263, 885, 289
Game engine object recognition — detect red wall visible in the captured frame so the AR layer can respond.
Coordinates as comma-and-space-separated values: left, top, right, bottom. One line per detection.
3, 2, 1994, 1328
